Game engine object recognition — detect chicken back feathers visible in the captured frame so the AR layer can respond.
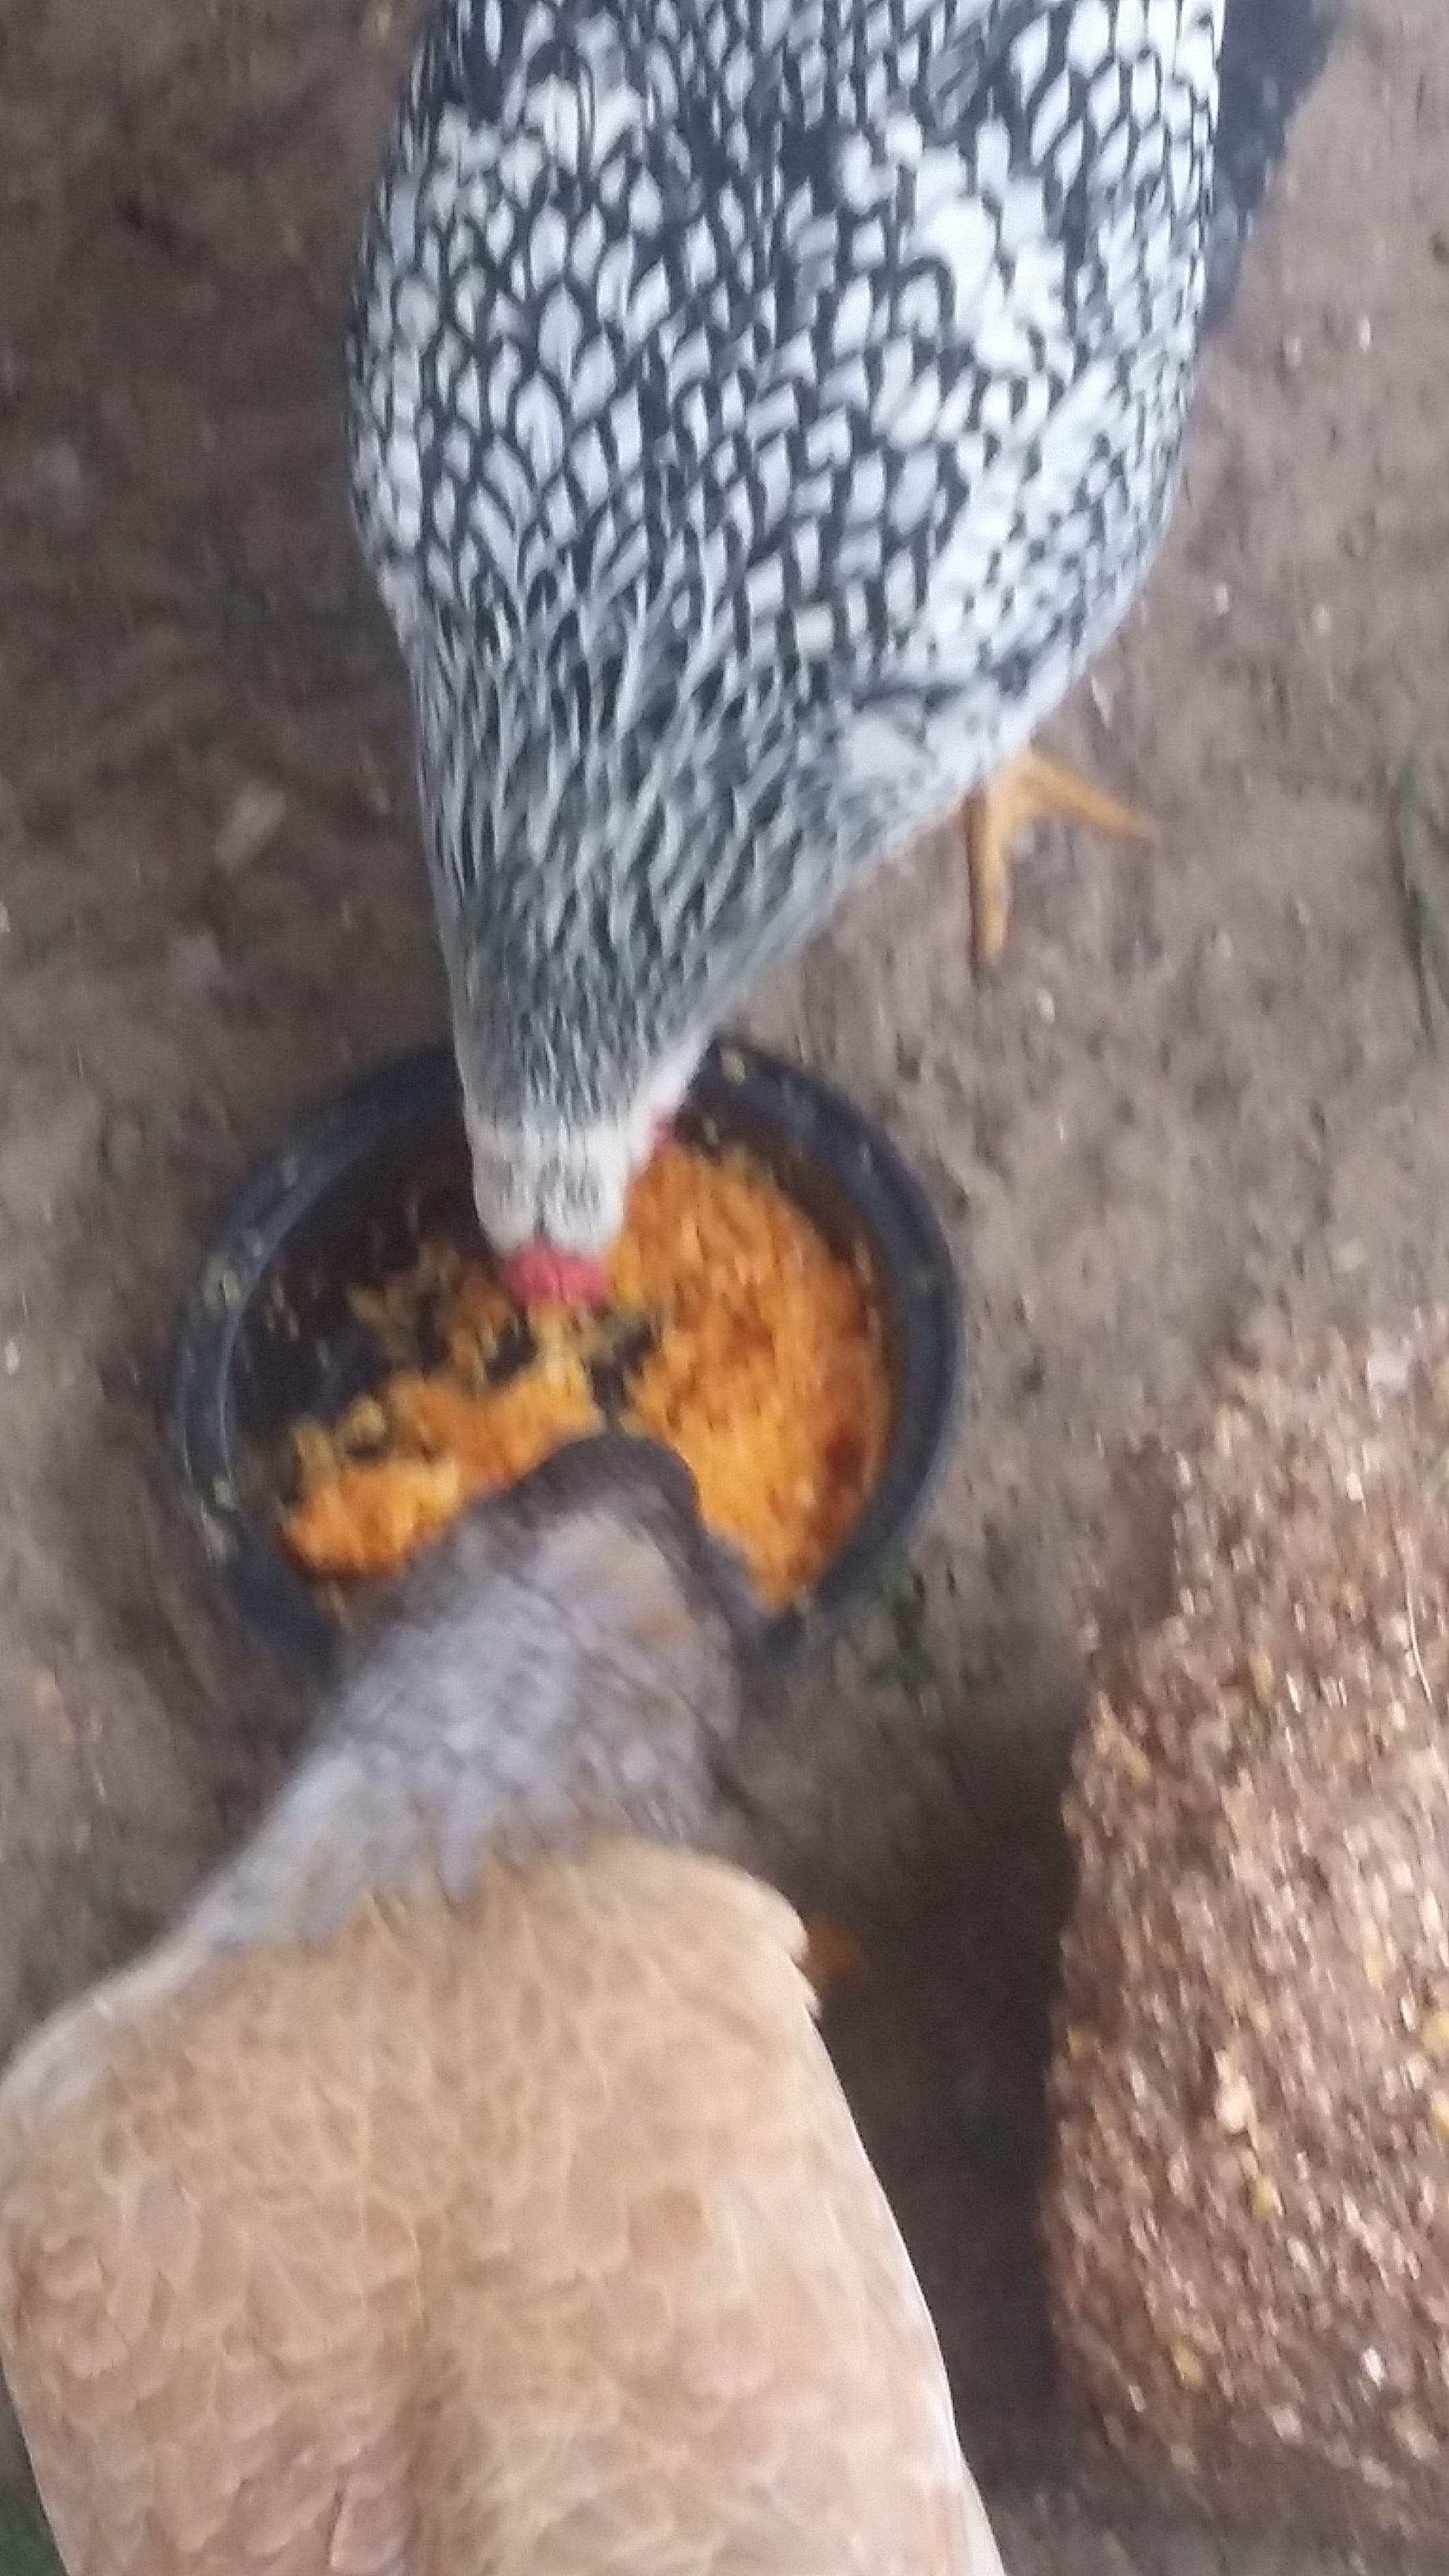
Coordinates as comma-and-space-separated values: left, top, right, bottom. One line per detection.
0, 1442, 1002, 2576
346, 0, 1225, 1263
0, 1848, 992, 2576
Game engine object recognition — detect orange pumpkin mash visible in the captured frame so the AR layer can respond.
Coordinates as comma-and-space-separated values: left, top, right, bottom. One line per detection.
281, 1140, 891, 1607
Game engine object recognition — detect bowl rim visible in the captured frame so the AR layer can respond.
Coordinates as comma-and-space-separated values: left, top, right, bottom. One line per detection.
166, 1037, 967, 1668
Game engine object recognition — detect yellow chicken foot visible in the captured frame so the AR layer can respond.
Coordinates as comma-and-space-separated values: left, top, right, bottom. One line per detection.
962, 745, 1155, 973
802, 1911, 869, 1998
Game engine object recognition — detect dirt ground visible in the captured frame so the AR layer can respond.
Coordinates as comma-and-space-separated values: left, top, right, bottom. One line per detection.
3, 0, 1449, 2564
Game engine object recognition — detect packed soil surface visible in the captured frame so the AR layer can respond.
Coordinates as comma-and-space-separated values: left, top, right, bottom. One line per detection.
2, 0, 1448, 2565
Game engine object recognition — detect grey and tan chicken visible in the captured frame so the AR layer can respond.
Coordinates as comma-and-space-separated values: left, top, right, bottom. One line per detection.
0, 1435, 1004, 2576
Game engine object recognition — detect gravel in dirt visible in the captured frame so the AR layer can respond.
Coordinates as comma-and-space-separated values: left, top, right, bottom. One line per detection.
1046, 1316, 1449, 2553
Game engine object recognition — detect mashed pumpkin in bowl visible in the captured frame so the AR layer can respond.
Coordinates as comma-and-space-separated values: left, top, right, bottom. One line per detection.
281, 1138, 893, 1608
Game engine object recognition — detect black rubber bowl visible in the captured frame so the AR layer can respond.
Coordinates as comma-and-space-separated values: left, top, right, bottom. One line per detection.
167, 1039, 965, 1668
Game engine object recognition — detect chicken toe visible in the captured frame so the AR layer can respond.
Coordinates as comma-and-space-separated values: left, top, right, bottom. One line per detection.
962, 746, 1155, 973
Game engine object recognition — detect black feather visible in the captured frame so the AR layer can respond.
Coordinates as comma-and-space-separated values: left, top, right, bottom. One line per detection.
1205, 0, 1341, 328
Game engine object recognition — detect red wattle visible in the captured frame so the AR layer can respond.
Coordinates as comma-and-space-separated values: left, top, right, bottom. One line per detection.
499, 1244, 611, 1308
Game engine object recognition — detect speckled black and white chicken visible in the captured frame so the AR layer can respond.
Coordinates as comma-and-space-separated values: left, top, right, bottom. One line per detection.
346, 0, 1339, 1300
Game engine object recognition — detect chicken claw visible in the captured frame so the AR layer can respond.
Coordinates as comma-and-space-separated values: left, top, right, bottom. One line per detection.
962, 746, 1155, 973
802, 1910, 869, 1998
